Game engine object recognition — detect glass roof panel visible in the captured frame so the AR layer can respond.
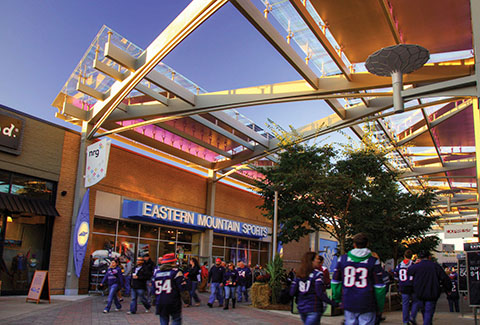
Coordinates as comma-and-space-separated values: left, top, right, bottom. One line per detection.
261, 0, 345, 76
384, 108, 425, 135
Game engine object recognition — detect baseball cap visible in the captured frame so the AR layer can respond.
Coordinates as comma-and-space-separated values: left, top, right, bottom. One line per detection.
215, 258, 222, 263
161, 253, 177, 264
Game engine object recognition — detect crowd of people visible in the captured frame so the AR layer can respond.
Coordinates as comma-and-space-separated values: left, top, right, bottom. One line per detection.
290, 233, 454, 325
99, 252, 268, 324
98, 232, 457, 325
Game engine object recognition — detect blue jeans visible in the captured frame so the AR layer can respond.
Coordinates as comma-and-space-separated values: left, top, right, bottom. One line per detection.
130, 288, 151, 313
124, 275, 131, 296
401, 293, 413, 323
300, 312, 321, 325
224, 286, 235, 299
411, 299, 437, 325
236, 285, 248, 302
190, 281, 201, 305
105, 284, 122, 311
208, 283, 224, 305
344, 310, 376, 325
159, 312, 181, 325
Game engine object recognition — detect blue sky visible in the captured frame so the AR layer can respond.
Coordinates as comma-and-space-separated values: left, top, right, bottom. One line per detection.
0, 0, 350, 140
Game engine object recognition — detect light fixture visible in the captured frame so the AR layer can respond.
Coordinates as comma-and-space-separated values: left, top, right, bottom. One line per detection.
7, 216, 13, 222
365, 44, 429, 114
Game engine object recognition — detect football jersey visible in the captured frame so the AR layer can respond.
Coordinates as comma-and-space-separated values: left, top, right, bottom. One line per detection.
394, 260, 413, 290
290, 269, 332, 313
332, 253, 385, 313
236, 267, 252, 286
153, 266, 187, 306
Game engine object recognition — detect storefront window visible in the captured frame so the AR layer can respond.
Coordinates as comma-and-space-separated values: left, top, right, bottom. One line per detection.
11, 174, 54, 201
139, 240, 158, 260
249, 241, 259, 250
160, 228, 176, 241
0, 170, 10, 193
177, 230, 192, 243
213, 235, 224, 246
116, 237, 136, 261
250, 250, 259, 266
1, 215, 47, 294
93, 218, 117, 234
117, 221, 138, 237
260, 252, 269, 267
212, 246, 224, 258
158, 241, 175, 257
140, 224, 158, 239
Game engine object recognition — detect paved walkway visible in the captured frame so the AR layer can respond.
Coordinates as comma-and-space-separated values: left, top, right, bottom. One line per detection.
0, 292, 476, 324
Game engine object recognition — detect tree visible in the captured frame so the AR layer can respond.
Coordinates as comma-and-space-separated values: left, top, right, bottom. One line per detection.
255, 134, 437, 260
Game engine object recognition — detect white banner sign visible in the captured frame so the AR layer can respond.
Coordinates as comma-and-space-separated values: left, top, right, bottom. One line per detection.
85, 139, 111, 187
444, 223, 474, 239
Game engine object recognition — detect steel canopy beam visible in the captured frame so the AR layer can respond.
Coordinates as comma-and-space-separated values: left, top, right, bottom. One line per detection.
290, 0, 351, 80
86, 0, 228, 139
230, 0, 319, 89
399, 161, 476, 179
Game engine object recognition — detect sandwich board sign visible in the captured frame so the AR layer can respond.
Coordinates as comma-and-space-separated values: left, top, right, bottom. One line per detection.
26, 270, 50, 304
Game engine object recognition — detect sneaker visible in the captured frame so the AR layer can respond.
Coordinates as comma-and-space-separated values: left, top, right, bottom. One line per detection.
207, 303, 213, 308
126, 311, 133, 315
103, 310, 108, 314
119, 298, 124, 302
145, 309, 150, 313
114, 308, 121, 312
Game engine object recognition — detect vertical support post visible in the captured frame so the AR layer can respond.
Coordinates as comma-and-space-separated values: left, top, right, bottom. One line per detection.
272, 191, 278, 260
392, 71, 404, 114
64, 121, 90, 295
200, 170, 216, 264
471, 0, 480, 240
473, 98, 480, 241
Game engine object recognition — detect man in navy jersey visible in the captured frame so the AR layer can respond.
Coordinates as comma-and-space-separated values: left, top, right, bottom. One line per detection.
236, 261, 251, 302
153, 253, 189, 325
408, 251, 451, 325
332, 233, 386, 325
394, 249, 414, 325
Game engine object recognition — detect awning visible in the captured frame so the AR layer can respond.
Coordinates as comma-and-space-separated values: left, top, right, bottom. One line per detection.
0, 193, 59, 217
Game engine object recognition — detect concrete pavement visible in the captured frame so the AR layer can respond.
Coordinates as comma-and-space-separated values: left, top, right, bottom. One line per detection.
0, 292, 476, 324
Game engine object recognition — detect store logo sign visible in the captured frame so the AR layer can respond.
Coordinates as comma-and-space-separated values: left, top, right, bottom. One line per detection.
122, 199, 269, 238
0, 111, 24, 155
77, 221, 89, 247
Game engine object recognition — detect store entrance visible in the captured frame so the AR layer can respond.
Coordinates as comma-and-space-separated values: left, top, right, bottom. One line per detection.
0, 212, 53, 295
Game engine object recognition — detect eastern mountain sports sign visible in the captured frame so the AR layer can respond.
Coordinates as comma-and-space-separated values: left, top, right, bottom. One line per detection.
444, 223, 474, 239
122, 199, 269, 238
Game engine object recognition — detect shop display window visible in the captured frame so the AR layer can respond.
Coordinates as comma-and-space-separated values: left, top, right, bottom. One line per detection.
260, 251, 269, 267
140, 224, 158, 239
212, 246, 224, 258
116, 237, 137, 261
93, 218, 117, 234
0, 170, 10, 193
158, 241, 176, 257
213, 235, 224, 246
1, 214, 48, 294
249, 240, 259, 250
250, 250, 259, 266
139, 240, 158, 260
10, 174, 55, 201
177, 230, 192, 243
117, 221, 139, 237
160, 228, 176, 241
260, 242, 269, 251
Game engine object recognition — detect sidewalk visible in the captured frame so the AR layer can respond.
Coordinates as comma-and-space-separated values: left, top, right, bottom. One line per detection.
0, 292, 476, 324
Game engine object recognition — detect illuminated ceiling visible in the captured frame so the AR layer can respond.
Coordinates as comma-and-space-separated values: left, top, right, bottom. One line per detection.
52, 0, 480, 227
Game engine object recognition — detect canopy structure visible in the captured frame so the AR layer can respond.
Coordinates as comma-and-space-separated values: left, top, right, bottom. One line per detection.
52, 0, 480, 228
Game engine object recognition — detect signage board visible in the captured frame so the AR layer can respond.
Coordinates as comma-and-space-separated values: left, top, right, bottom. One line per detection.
319, 238, 338, 273
467, 251, 480, 306
459, 258, 467, 292
444, 223, 474, 239
26, 271, 50, 304
122, 199, 269, 238
0, 111, 24, 155
442, 244, 455, 252
85, 139, 111, 187
73, 189, 90, 277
